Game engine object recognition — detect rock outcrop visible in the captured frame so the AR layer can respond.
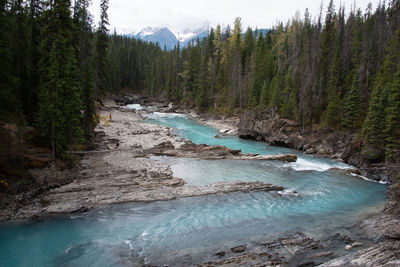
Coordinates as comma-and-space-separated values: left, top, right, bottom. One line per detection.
145, 141, 297, 162
238, 108, 393, 182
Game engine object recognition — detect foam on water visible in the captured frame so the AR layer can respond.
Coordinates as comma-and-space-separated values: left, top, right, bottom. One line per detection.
144, 112, 186, 119
124, 104, 143, 110
287, 157, 351, 172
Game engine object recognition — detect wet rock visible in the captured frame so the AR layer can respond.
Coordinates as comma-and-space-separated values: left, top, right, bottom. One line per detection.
214, 251, 226, 257
305, 148, 316, 154
114, 95, 136, 106
320, 240, 400, 267
386, 182, 400, 215
312, 251, 334, 258
264, 154, 297, 162
231, 245, 246, 253
384, 224, 400, 240
344, 245, 352, 250
277, 189, 300, 197
161, 178, 185, 187
340, 234, 354, 244
298, 261, 316, 267
154, 141, 175, 149
316, 144, 333, 155
326, 167, 361, 176
352, 242, 363, 247
239, 154, 297, 162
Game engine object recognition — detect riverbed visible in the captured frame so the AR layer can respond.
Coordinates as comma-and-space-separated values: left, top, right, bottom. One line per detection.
0, 102, 387, 266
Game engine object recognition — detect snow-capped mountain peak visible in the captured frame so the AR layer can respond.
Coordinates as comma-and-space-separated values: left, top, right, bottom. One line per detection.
181, 21, 211, 35
129, 22, 211, 50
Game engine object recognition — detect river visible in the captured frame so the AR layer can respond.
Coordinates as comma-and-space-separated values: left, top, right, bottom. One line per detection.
0, 108, 387, 266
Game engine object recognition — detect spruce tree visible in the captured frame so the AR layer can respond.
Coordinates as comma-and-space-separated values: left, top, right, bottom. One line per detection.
259, 81, 269, 107
268, 75, 280, 109
324, 46, 343, 128
73, 0, 97, 143
0, 0, 18, 119
94, 0, 109, 98
280, 76, 297, 120
361, 83, 389, 159
317, 0, 336, 117
341, 74, 361, 129
182, 43, 201, 101
229, 17, 243, 108
38, 0, 83, 158
362, 29, 400, 159
248, 33, 264, 108
385, 65, 400, 159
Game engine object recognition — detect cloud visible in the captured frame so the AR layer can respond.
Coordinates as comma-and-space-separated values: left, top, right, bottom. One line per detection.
89, 0, 381, 33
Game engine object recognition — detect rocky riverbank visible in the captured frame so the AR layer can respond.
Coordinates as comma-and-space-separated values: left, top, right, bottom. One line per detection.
1, 95, 399, 266
237, 108, 397, 183
0, 99, 292, 222
236, 107, 400, 267
111, 95, 400, 266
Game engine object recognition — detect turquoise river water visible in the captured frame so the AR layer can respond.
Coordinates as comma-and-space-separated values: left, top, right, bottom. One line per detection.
0, 110, 387, 266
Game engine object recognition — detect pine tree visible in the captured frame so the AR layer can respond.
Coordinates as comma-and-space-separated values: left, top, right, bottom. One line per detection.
10, 0, 29, 123
0, 0, 26, 150
268, 75, 280, 109
280, 76, 297, 120
341, 74, 361, 129
24, 0, 42, 122
182, 43, 201, 101
317, 0, 336, 118
73, 0, 97, 143
229, 17, 243, 108
361, 83, 389, 159
385, 65, 400, 159
0, 0, 18, 119
248, 33, 264, 108
94, 0, 109, 98
38, 0, 83, 158
259, 81, 269, 107
362, 29, 400, 159
324, 90, 341, 128
324, 37, 344, 128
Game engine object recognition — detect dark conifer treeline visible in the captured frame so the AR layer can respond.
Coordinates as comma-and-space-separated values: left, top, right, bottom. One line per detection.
142, 0, 400, 162
1, 0, 399, 163
0, 0, 160, 158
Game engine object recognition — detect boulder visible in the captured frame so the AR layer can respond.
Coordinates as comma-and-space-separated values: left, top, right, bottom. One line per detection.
231, 245, 246, 253
305, 148, 316, 154
384, 224, 400, 240
345, 245, 353, 250
238, 108, 300, 145
215, 251, 226, 257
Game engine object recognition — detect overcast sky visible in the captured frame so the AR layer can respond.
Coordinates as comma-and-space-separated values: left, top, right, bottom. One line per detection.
89, 0, 380, 33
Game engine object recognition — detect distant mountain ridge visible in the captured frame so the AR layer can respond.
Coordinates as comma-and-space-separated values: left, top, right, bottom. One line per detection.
132, 27, 179, 50
128, 23, 211, 50
128, 23, 270, 50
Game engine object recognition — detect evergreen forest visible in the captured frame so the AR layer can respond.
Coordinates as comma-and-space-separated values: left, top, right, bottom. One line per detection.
1, 0, 399, 163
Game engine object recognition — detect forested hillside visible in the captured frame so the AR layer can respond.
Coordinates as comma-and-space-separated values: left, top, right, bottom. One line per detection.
1, 0, 399, 164
0, 0, 160, 158
140, 0, 400, 164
